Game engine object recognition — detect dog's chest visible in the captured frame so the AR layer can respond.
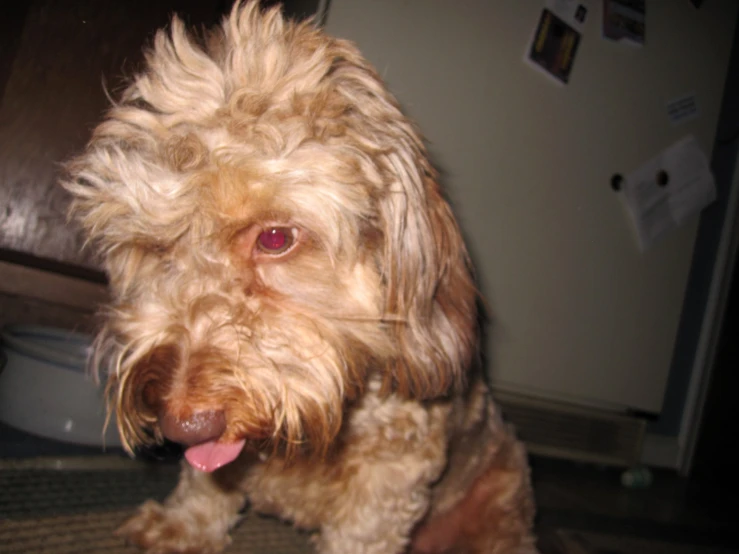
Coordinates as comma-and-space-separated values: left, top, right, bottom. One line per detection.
242, 390, 452, 529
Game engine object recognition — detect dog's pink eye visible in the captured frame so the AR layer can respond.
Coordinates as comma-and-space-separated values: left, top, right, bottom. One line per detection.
257, 227, 295, 254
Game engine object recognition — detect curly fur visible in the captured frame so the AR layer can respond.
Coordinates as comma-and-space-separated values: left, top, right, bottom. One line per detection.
64, 3, 538, 553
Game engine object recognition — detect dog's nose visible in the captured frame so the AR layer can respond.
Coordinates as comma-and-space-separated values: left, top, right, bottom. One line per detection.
159, 409, 227, 446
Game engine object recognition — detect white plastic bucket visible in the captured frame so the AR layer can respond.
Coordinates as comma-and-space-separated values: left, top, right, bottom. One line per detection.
0, 325, 120, 448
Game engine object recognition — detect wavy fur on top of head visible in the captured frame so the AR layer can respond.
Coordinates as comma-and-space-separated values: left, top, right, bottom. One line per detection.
64, 2, 477, 457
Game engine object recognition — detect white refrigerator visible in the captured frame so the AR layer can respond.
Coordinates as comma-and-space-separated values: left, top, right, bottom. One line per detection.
325, 1, 737, 420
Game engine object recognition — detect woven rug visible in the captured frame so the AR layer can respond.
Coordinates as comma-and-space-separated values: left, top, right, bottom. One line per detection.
3, 458, 737, 554
0, 458, 312, 554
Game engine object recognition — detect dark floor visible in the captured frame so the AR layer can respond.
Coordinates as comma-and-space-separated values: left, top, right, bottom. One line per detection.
531, 456, 739, 552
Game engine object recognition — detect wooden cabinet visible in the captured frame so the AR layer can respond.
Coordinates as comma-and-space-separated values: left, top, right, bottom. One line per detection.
0, 0, 227, 269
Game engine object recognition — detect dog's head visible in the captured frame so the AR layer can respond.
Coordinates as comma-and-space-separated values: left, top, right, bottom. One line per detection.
65, 2, 477, 469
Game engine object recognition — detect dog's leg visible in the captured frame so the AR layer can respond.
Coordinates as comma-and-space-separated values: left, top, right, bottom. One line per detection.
312, 462, 435, 554
117, 463, 248, 554
410, 434, 538, 554
408, 379, 538, 554
410, 461, 539, 553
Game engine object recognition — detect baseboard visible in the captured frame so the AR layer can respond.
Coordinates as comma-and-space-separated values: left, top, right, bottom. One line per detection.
494, 391, 647, 467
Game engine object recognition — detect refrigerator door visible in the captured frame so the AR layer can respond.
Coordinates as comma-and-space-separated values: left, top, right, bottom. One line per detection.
326, 1, 737, 412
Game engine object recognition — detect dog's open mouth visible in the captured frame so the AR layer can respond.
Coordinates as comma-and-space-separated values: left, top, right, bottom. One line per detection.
184, 439, 246, 472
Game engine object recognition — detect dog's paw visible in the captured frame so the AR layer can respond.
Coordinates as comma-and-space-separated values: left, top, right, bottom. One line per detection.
116, 500, 230, 554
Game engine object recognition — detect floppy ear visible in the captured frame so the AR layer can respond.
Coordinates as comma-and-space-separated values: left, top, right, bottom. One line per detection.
378, 141, 479, 399
324, 40, 478, 399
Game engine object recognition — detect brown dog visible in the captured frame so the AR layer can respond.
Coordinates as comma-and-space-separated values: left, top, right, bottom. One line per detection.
64, 3, 538, 553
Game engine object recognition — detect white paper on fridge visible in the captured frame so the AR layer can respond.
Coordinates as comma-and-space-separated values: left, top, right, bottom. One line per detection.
621, 135, 716, 252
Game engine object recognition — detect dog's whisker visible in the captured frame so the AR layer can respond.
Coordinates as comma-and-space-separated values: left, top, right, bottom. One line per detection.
325, 314, 407, 325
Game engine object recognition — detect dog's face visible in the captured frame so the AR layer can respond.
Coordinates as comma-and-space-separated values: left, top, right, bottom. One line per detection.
65, 3, 477, 465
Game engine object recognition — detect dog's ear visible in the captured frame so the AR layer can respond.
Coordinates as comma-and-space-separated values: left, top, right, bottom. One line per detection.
378, 143, 479, 400
324, 43, 478, 399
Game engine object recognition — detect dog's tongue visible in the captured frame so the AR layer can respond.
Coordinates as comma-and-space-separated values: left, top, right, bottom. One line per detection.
184, 439, 246, 472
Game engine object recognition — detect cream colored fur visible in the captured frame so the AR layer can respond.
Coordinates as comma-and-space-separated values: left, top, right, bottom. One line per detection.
64, 3, 538, 553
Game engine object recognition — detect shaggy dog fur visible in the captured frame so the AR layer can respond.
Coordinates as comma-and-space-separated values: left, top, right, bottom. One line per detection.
64, 3, 538, 553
